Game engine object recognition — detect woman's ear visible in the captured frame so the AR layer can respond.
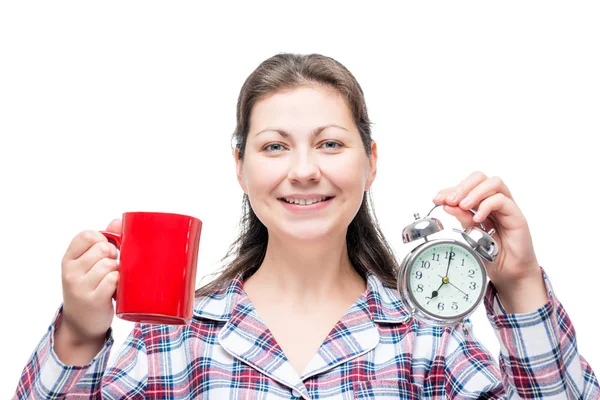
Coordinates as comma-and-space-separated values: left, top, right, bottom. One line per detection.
233, 147, 248, 194
365, 140, 378, 191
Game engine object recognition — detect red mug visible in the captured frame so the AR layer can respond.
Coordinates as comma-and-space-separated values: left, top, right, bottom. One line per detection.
100, 212, 202, 325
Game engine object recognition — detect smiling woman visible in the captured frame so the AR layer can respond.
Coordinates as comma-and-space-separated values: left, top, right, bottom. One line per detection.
14, 53, 600, 399
194, 55, 398, 305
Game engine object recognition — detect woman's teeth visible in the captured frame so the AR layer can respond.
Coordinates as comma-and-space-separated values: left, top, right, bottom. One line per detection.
281, 196, 330, 205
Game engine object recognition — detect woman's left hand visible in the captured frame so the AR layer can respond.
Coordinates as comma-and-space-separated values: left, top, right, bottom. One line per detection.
433, 171, 547, 312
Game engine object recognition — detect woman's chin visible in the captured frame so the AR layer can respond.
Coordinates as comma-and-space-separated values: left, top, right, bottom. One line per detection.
277, 226, 338, 243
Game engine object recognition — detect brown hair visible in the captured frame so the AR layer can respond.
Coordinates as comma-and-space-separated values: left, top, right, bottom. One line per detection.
195, 53, 399, 297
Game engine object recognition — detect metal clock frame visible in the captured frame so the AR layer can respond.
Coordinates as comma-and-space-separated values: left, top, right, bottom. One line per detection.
398, 239, 488, 327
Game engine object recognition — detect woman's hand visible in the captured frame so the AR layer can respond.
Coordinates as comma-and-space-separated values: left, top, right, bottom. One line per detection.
433, 171, 548, 313
55, 219, 121, 365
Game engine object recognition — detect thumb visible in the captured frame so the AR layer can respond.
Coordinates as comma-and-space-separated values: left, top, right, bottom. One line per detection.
105, 218, 122, 234
442, 205, 475, 230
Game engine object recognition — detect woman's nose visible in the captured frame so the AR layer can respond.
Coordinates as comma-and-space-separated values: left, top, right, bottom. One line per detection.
287, 151, 321, 183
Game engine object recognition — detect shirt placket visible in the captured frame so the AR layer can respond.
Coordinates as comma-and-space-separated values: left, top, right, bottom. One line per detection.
218, 292, 310, 398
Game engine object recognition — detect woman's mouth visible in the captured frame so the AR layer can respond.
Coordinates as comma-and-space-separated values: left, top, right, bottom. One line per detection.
279, 196, 333, 205
277, 196, 334, 213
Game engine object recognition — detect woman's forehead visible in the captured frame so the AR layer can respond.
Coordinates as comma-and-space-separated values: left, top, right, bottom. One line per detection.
249, 86, 355, 137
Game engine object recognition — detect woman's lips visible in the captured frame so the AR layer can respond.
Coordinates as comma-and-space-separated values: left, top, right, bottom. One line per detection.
278, 197, 334, 213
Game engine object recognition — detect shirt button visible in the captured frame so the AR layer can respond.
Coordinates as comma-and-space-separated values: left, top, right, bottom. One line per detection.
291, 389, 302, 398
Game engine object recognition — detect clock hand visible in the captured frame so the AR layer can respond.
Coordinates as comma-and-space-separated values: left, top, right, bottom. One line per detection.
445, 249, 453, 278
438, 274, 468, 296
427, 282, 445, 304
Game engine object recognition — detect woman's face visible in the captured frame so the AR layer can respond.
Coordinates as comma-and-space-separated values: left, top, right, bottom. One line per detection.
235, 85, 377, 243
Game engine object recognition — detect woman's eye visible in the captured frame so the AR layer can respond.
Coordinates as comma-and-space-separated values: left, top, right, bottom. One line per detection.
263, 141, 342, 153
320, 141, 342, 150
264, 143, 286, 152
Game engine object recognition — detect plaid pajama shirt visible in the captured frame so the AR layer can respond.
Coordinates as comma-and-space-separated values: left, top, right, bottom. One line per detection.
14, 267, 599, 399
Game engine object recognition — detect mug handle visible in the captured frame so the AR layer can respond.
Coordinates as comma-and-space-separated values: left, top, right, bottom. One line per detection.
100, 231, 121, 249
99, 231, 122, 301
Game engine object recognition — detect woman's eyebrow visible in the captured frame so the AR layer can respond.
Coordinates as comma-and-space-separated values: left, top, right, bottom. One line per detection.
253, 124, 348, 138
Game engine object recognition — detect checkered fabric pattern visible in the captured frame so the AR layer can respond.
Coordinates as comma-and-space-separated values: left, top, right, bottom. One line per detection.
14, 267, 599, 399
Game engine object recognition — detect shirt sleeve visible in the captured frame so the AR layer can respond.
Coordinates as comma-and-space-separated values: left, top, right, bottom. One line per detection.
483, 266, 600, 399
13, 305, 148, 399
440, 320, 508, 399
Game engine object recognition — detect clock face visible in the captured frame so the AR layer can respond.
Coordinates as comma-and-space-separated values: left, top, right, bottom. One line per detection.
407, 241, 486, 320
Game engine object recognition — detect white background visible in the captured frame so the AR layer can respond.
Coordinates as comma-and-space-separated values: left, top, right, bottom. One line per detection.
1, 1, 599, 396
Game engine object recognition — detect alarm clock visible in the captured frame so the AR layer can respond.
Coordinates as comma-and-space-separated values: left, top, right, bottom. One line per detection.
397, 204, 499, 327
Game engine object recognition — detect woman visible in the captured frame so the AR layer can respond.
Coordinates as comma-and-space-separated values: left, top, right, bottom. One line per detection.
14, 53, 599, 399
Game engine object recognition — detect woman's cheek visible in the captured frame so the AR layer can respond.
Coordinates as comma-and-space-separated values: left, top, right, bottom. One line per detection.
322, 157, 364, 187
249, 159, 287, 189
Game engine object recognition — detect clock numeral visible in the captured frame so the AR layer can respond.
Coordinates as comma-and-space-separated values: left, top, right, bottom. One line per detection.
415, 271, 423, 280
469, 281, 477, 290
461, 259, 465, 266
416, 284, 424, 292
421, 261, 431, 269
464, 294, 469, 301
452, 302, 459, 310
445, 251, 455, 260
437, 302, 445, 311
468, 269, 475, 278
432, 254, 440, 262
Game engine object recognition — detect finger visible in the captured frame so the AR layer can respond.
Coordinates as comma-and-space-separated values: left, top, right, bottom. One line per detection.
105, 218, 122, 234
446, 171, 489, 205
472, 192, 519, 224
64, 230, 110, 262
433, 187, 465, 205
82, 257, 119, 291
93, 270, 119, 301
458, 176, 514, 211
443, 205, 496, 233
433, 188, 452, 204
442, 205, 474, 230
75, 241, 118, 274
432, 171, 488, 205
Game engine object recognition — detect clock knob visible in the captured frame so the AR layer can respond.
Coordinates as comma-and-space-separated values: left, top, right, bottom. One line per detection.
401, 211, 444, 243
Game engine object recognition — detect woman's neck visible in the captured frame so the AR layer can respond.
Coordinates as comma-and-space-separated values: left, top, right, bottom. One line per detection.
244, 232, 366, 305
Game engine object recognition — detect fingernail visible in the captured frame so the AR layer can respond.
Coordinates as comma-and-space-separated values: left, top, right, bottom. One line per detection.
459, 196, 471, 207
448, 192, 457, 202
433, 193, 443, 201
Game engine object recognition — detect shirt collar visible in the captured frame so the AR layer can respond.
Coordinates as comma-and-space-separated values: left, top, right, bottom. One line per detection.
192, 270, 411, 324
192, 270, 411, 396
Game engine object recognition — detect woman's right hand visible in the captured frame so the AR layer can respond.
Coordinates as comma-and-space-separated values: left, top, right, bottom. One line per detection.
58, 219, 121, 344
